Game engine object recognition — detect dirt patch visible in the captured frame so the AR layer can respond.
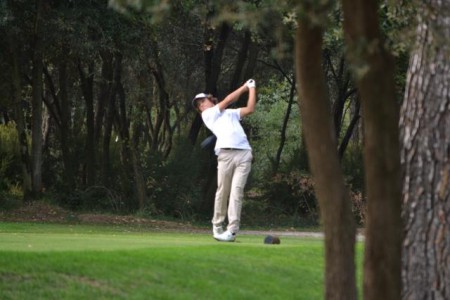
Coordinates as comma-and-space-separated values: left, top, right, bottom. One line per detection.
0, 201, 360, 239
0, 201, 68, 223
0, 201, 198, 231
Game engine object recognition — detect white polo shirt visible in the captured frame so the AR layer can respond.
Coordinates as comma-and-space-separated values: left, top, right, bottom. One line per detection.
201, 105, 251, 155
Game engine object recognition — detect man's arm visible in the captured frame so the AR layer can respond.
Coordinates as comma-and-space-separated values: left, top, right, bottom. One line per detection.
217, 79, 257, 116
217, 84, 249, 112
239, 82, 256, 117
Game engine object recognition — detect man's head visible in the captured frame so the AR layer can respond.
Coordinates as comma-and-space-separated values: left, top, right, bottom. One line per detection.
192, 93, 217, 112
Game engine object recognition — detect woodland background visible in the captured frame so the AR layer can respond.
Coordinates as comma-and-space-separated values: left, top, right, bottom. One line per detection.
0, 0, 386, 226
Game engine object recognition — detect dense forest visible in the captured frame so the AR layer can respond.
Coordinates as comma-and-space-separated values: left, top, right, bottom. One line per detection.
0, 0, 377, 225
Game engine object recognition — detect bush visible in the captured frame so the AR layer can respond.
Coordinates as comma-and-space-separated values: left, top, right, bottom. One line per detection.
341, 143, 365, 192
57, 186, 125, 212
259, 167, 366, 226
143, 139, 204, 220
265, 170, 318, 217
245, 78, 302, 180
0, 123, 22, 194
250, 169, 319, 227
341, 143, 366, 225
0, 187, 22, 210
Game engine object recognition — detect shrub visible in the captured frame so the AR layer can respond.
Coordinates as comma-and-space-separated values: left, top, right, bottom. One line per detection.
58, 186, 125, 212
143, 138, 204, 220
254, 169, 319, 228
0, 123, 22, 193
0, 186, 22, 210
341, 143, 365, 192
260, 168, 366, 226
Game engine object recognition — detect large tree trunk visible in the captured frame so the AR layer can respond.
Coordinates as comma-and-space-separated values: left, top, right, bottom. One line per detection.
96, 51, 114, 147
79, 61, 96, 186
114, 54, 136, 210
340, 0, 402, 299
58, 58, 75, 190
148, 61, 170, 155
131, 120, 146, 210
9, 34, 32, 201
31, 0, 45, 199
400, 1, 450, 298
204, 22, 231, 95
102, 92, 115, 187
295, 18, 357, 300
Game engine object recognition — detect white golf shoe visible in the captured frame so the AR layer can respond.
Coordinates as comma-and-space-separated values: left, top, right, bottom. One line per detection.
214, 230, 236, 242
213, 225, 224, 238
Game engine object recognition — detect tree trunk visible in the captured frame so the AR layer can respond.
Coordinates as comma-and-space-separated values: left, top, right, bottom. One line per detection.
58, 58, 75, 190
273, 77, 295, 174
340, 0, 402, 299
131, 121, 146, 210
114, 53, 135, 209
96, 51, 114, 148
233, 31, 255, 108
31, 0, 45, 199
338, 97, 360, 159
230, 30, 251, 91
102, 91, 115, 187
243, 41, 258, 83
148, 64, 169, 154
400, 1, 450, 298
79, 61, 96, 186
295, 18, 357, 300
205, 22, 231, 94
9, 34, 32, 201
116, 78, 135, 210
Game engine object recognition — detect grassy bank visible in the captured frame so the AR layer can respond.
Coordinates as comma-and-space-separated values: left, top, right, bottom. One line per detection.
0, 222, 363, 299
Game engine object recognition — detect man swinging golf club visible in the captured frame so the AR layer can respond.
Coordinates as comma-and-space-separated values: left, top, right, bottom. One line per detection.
192, 79, 257, 242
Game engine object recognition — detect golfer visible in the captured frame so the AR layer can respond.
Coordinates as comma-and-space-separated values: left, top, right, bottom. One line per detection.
192, 79, 257, 242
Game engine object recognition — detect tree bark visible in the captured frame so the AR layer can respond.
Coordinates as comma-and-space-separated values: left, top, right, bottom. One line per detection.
338, 97, 360, 159
31, 0, 45, 198
273, 77, 295, 174
58, 58, 75, 190
230, 30, 251, 91
102, 87, 115, 187
79, 61, 96, 186
400, 1, 450, 298
205, 22, 231, 94
96, 51, 114, 148
295, 18, 357, 300
131, 120, 146, 210
9, 33, 32, 201
340, 0, 402, 299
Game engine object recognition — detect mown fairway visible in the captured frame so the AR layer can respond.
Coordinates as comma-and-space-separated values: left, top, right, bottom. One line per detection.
0, 222, 363, 299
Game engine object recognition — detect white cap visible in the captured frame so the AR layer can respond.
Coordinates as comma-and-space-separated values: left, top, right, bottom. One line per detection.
192, 93, 208, 108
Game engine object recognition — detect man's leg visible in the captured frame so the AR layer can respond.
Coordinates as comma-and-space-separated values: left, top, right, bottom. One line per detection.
227, 150, 252, 233
212, 151, 233, 228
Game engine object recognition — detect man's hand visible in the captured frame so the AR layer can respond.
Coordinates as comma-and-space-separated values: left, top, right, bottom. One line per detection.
220, 79, 256, 112
246, 79, 256, 89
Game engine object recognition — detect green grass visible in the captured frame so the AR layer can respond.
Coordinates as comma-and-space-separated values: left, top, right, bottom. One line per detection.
0, 222, 363, 299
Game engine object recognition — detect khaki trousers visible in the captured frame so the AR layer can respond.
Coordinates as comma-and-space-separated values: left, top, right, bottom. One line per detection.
212, 149, 252, 233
